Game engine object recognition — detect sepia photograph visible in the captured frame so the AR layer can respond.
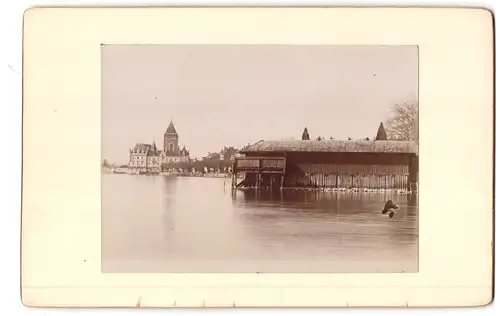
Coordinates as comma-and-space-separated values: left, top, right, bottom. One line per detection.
101, 44, 419, 273
20, 6, 494, 307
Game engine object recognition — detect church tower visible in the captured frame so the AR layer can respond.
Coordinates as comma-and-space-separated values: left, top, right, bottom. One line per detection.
164, 120, 179, 155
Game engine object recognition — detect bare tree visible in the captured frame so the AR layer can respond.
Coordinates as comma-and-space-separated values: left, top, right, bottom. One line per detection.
385, 99, 417, 141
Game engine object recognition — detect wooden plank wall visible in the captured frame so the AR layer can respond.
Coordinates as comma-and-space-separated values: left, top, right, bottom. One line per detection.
235, 158, 285, 170
261, 159, 286, 169
285, 163, 410, 189
236, 159, 259, 168
296, 163, 409, 175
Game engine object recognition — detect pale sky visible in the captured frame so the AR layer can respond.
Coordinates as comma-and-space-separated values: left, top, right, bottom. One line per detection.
102, 45, 418, 163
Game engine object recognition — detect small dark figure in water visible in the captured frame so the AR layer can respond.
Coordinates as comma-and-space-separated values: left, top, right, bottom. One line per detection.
382, 200, 400, 218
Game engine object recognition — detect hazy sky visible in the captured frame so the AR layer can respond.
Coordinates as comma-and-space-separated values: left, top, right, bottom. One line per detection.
102, 45, 418, 163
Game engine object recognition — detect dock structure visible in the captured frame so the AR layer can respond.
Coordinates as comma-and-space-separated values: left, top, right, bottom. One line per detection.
232, 156, 287, 189
231, 139, 418, 191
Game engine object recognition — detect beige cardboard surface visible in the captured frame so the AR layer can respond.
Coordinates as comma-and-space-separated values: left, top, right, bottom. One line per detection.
21, 7, 493, 307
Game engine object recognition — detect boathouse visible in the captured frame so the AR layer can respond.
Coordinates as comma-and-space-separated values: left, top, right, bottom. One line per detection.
232, 139, 418, 191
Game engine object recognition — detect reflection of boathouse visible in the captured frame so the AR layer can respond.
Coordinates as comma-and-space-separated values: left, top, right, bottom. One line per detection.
232, 139, 418, 191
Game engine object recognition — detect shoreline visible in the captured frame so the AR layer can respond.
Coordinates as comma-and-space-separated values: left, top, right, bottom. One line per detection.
105, 173, 415, 194
104, 172, 417, 194
106, 171, 233, 178
238, 187, 416, 194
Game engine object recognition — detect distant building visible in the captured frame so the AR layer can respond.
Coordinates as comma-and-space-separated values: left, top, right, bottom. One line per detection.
129, 142, 162, 173
129, 120, 190, 172
162, 120, 190, 164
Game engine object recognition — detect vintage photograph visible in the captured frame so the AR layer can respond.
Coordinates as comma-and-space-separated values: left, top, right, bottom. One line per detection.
101, 44, 419, 273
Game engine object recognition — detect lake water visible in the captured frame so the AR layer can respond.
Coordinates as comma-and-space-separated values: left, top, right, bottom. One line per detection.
102, 174, 418, 273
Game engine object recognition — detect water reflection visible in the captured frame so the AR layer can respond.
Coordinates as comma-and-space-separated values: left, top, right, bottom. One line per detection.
102, 174, 418, 273
230, 189, 418, 261
161, 176, 178, 243
232, 189, 418, 214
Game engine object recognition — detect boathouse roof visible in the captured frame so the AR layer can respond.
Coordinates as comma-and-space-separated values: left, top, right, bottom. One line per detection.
240, 140, 417, 154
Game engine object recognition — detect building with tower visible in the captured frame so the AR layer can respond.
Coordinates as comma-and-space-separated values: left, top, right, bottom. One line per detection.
162, 120, 190, 164
128, 120, 190, 173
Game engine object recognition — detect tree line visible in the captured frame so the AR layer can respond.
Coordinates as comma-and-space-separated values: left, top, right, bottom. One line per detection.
163, 145, 240, 170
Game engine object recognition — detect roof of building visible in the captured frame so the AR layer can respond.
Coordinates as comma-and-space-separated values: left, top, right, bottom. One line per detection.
133, 143, 152, 151
180, 147, 190, 156
165, 121, 178, 135
132, 143, 164, 156
239, 139, 417, 154
165, 151, 180, 157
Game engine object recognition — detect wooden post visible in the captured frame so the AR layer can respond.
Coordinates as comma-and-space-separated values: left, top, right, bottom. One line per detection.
256, 158, 261, 189
409, 155, 418, 192
280, 174, 285, 190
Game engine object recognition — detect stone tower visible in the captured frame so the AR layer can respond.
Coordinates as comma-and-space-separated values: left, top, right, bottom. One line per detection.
164, 120, 179, 154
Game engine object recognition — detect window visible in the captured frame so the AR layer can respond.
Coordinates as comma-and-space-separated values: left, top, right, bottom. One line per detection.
169, 143, 174, 151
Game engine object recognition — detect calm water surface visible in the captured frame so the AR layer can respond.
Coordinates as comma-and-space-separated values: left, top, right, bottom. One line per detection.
102, 174, 418, 273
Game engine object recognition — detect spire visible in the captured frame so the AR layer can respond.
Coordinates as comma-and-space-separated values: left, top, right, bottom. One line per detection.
301, 127, 310, 140
152, 139, 157, 151
165, 120, 178, 135
375, 122, 388, 140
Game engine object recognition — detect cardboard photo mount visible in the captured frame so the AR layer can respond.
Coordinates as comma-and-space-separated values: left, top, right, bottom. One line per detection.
21, 7, 494, 308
